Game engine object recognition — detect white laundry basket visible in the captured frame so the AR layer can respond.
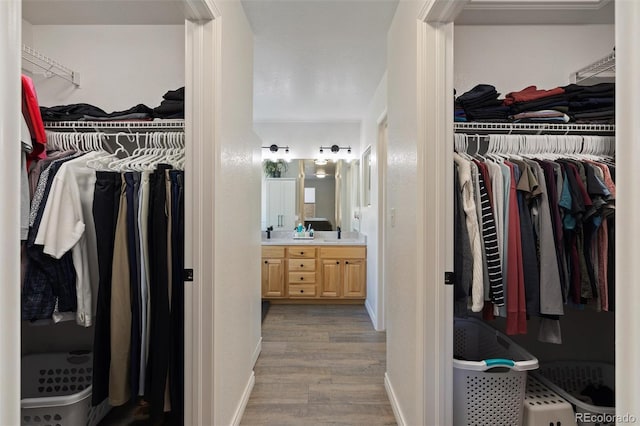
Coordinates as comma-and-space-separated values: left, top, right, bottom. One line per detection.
534, 361, 616, 426
453, 318, 539, 426
524, 375, 577, 426
21, 351, 110, 426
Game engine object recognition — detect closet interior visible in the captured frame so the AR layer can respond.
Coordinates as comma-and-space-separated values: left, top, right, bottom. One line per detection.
451, 13, 616, 426
20, 9, 187, 426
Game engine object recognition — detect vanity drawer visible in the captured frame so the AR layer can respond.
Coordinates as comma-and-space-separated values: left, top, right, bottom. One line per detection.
288, 272, 316, 283
288, 247, 316, 258
288, 259, 316, 271
288, 284, 316, 297
319, 247, 366, 259
262, 246, 285, 258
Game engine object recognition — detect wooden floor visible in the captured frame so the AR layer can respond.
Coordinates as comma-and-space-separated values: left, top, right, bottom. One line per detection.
240, 304, 396, 426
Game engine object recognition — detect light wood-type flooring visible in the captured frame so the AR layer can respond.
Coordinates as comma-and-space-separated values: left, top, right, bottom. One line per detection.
240, 304, 396, 426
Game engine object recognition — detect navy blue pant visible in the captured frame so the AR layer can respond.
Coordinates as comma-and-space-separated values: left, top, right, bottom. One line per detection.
91, 171, 121, 406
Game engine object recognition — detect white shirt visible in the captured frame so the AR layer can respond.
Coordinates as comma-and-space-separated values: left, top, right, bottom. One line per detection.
35, 152, 102, 327
453, 153, 484, 312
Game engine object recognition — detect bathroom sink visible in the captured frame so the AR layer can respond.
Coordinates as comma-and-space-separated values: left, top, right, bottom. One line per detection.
321, 238, 361, 243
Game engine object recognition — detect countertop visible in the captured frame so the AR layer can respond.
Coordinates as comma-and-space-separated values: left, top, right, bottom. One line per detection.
261, 231, 366, 246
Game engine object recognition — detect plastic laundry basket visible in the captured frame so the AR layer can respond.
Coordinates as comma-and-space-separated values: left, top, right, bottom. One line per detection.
534, 361, 616, 426
524, 375, 577, 426
21, 351, 110, 426
453, 318, 539, 426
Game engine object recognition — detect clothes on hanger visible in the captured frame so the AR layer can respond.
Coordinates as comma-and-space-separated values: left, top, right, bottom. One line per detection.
21, 130, 185, 424
453, 134, 616, 341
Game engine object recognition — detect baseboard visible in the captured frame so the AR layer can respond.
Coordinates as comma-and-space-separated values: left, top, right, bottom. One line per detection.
385, 373, 406, 426
231, 371, 255, 426
365, 298, 378, 329
251, 337, 262, 368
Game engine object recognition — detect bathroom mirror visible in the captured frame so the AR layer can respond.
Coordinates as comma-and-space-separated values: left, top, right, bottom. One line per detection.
261, 158, 360, 232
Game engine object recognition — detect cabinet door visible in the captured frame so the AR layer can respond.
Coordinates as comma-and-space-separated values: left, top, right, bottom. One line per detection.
262, 258, 284, 298
266, 180, 284, 229
343, 259, 365, 298
266, 179, 297, 230
320, 259, 341, 297
280, 179, 297, 230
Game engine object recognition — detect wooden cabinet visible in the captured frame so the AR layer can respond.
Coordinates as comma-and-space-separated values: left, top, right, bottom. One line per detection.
319, 247, 366, 299
320, 259, 341, 297
343, 259, 366, 298
261, 246, 285, 298
287, 247, 316, 298
265, 179, 296, 231
262, 245, 366, 302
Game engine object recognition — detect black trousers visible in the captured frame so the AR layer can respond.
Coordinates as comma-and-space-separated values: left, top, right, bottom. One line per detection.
91, 171, 121, 406
125, 172, 142, 399
145, 164, 172, 421
169, 170, 185, 424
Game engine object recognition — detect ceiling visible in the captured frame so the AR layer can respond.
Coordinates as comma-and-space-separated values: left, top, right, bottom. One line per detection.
23, 0, 186, 25
456, 0, 614, 25
242, 0, 399, 122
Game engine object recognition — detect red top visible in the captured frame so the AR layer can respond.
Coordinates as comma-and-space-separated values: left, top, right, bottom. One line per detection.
21, 75, 47, 164
505, 162, 527, 336
503, 85, 565, 106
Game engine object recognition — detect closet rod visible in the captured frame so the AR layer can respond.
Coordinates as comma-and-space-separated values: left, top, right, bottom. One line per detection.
454, 122, 615, 135
21, 45, 80, 87
44, 120, 185, 132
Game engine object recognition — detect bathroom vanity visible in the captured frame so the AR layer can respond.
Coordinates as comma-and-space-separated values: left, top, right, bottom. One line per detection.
261, 232, 366, 303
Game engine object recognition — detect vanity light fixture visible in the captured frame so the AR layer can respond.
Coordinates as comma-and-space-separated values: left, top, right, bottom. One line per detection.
262, 144, 290, 154
314, 159, 328, 166
319, 144, 351, 154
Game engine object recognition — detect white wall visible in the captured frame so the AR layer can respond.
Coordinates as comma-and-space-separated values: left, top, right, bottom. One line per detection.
30, 25, 185, 112
254, 121, 361, 160
22, 19, 33, 46
385, 2, 422, 424
454, 24, 615, 95
360, 73, 387, 331
214, 2, 262, 425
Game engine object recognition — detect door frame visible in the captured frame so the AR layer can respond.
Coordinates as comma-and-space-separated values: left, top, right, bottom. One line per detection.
416, 0, 640, 422
377, 112, 388, 331
416, 1, 467, 424
183, 1, 220, 424
0, 0, 220, 424
0, 1, 23, 424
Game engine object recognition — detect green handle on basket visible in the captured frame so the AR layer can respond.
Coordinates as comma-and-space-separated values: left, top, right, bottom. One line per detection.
485, 358, 515, 368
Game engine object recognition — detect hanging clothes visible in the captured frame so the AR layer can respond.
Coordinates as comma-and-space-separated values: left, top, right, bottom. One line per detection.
452, 133, 616, 339
22, 129, 185, 424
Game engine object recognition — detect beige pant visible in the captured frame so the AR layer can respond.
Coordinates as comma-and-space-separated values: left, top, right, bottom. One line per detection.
109, 175, 131, 406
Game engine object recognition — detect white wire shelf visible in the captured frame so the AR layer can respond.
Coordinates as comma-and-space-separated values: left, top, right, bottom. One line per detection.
573, 51, 615, 83
454, 122, 615, 135
44, 119, 185, 132
21, 45, 80, 87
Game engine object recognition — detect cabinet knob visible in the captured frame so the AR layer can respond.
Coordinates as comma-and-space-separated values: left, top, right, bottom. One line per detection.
336, 261, 340, 264
264, 260, 268, 264
300, 264, 304, 268
300, 251, 304, 255
346, 261, 349, 264
300, 289, 304, 293
300, 277, 304, 281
